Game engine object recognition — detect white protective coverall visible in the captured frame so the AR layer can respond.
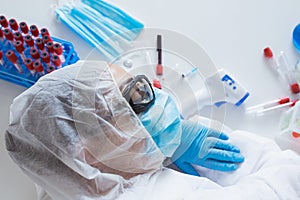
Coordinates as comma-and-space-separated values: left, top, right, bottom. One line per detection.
5, 61, 300, 200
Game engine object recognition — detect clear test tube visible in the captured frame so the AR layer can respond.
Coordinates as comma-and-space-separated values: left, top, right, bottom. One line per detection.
5, 50, 23, 73
9, 19, 19, 32
0, 15, 9, 28
19, 22, 29, 34
277, 51, 300, 94
255, 100, 298, 116
246, 97, 290, 113
263, 47, 279, 71
24, 58, 35, 76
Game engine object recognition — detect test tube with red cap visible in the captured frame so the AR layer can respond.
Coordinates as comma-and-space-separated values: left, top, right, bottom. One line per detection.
51, 55, 62, 69
277, 51, 300, 94
0, 29, 4, 42
9, 19, 19, 32
53, 43, 65, 63
24, 58, 35, 76
19, 22, 29, 34
0, 51, 3, 66
263, 47, 279, 71
30, 25, 39, 38
42, 35, 52, 44
5, 50, 23, 73
35, 38, 45, 51
46, 41, 55, 53
14, 31, 23, 42
0, 15, 9, 28
41, 52, 51, 67
4, 28, 14, 45
33, 59, 44, 76
40, 28, 50, 37
24, 35, 34, 47
30, 48, 40, 59
246, 97, 290, 114
13, 40, 26, 61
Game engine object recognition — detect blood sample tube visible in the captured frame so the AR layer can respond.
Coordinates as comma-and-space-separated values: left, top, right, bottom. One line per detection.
51, 55, 62, 69
46, 65, 55, 73
13, 40, 26, 61
9, 19, 19, 31
0, 15, 9, 28
24, 35, 34, 47
19, 22, 29, 34
42, 35, 52, 44
0, 29, 4, 42
0, 51, 3, 66
6, 50, 23, 73
33, 59, 44, 76
35, 38, 45, 51
14, 31, 23, 42
4, 28, 14, 41
41, 52, 51, 66
40, 28, 50, 37
30, 48, 40, 59
53, 43, 65, 63
24, 58, 35, 76
30, 25, 39, 38
46, 41, 54, 53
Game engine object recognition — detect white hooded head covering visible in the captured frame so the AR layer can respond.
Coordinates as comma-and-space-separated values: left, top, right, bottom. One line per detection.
5, 61, 164, 200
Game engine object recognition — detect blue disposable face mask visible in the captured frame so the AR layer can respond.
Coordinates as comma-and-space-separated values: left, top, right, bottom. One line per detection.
139, 88, 182, 157
55, 0, 144, 60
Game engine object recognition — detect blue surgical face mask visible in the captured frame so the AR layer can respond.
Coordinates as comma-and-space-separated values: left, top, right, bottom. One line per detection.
139, 88, 182, 157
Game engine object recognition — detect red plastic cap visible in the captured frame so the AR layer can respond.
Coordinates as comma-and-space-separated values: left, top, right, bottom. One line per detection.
36, 38, 44, 50
292, 131, 300, 138
41, 52, 50, 63
4, 28, 14, 41
153, 79, 162, 89
6, 50, 18, 63
9, 18, 18, 31
30, 25, 39, 37
40, 28, 50, 37
290, 83, 300, 94
14, 40, 24, 54
278, 97, 290, 104
54, 43, 63, 55
0, 51, 3, 60
51, 55, 62, 67
47, 41, 54, 53
42, 35, 52, 43
25, 58, 34, 70
14, 32, 23, 42
33, 60, 44, 72
19, 22, 29, 34
30, 48, 40, 59
263, 47, 273, 58
24, 35, 34, 47
0, 15, 8, 27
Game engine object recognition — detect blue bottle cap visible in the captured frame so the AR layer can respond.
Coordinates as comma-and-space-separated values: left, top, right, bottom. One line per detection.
292, 24, 300, 52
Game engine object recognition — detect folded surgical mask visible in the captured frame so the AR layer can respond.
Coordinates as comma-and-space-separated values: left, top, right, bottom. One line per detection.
55, 0, 144, 60
139, 88, 182, 157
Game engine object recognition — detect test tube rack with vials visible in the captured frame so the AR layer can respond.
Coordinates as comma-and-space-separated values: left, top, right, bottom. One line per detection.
0, 15, 79, 87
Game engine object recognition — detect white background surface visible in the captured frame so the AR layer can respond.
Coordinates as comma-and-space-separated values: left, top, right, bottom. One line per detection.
1, 0, 300, 199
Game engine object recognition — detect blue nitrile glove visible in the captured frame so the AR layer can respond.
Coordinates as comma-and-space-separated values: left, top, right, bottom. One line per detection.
171, 120, 245, 176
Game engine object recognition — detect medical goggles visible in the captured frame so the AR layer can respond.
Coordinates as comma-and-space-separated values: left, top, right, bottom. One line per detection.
121, 75, 155, 114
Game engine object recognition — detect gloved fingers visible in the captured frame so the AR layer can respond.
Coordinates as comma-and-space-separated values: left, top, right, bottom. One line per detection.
206, 130, 229, 140
201, 159, 240, 172
211, 138, 241, 152
174, 160, 200, 176
205, 149, 245, 163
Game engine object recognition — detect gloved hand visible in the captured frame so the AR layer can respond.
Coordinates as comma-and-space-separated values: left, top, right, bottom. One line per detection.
171, 120, 244, 176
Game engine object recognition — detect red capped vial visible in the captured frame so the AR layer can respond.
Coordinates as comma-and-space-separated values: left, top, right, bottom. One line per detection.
36, 38, 45, 51
9, 18, 19, 31
41, 52, 50, 64
51, 55, 62, 68
6, 50, 23, 73
24, 58, 35, 75
24, 35, 34, 47
13, 40, 25, 54
0, 15, 8, 28
19, 22, 29, 34
42, 35, 52, 44
46, 41, 54, 53
40, 28, 50, 37
14, 31, 23, 42
30, 48, 40, 59
4, 28, 14, 41
30, 25, 39, 38
53, 43, 63, 55
33, 59, 44, 75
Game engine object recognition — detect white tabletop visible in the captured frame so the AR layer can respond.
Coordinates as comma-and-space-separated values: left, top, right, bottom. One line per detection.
1, 0, 300, 199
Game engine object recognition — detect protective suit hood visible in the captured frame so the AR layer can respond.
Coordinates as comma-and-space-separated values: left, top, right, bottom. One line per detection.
5, 60, 164, 200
